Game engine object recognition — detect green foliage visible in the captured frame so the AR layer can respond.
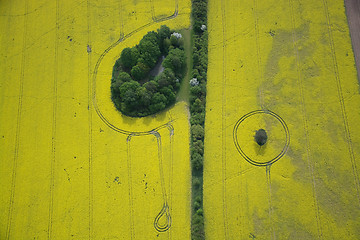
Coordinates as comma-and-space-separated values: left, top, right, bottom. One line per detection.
160, 87, 176, 105
120, 47, 139, 70
137, 86, 152, 107
110, 25, 186, 117
119, 80, 140, 112
112, 58, 122, 78
190, 85, 203, 98
190, 111, 205, 125
149, 92, 167, 113
191, 140, 204, 156
191, 98, 205, 113
141, 31, 159, 46
170, 35, 180, 48
193, 177, 201, 189
193, 195, 203, 212
191, 152, 203, 170
191, 208, 205, 240
111, 71, 132, 96
162, 48, 186, 77
190, 0, 208, 239
155, 68, 176, 88
193, 200, 201, 210
163, 38, 171, 55
118, 71, 132, 82
144, 80, 159, 93
191, 124, 204, 141
138, 32, 161, 68
158, 25, 171, 41
255, 129, 268, 146
158, 25, 171, 54
130, 65, 145, 81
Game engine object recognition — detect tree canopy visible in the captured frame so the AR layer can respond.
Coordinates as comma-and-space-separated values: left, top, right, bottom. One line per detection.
111, 25, 185, 117
255, 129, 268, 146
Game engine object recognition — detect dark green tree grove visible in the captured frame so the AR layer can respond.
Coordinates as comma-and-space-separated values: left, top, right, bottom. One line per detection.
110, 25, 186, 117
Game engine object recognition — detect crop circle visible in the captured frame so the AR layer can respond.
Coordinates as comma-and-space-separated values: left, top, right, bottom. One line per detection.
233, 110, 290, 166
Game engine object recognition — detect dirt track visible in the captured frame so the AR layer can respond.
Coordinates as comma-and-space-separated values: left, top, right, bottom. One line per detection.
345, 0, 360, 83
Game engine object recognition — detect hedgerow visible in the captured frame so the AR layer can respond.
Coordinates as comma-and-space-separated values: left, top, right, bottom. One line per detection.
190, 0, 208, 239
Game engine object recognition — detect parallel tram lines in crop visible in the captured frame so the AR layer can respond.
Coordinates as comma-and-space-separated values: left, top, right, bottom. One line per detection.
91, 0, 178, 237
0, 0, 191, 239
204, 0, 360, 239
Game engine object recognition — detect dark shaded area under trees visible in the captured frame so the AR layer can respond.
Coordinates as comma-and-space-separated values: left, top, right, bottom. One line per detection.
111, 25, 186, 117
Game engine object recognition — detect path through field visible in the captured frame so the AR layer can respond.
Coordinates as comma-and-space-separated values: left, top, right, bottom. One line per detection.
204, 0, 360, 239
0, 0, 191, 239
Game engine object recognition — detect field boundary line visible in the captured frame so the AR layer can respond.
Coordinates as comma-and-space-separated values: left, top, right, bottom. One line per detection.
322, 0, 360, 205
288, 0, 323, 238
167, 124, 174, 240
154, 132, 167, 202
150, 0, 155, 21
119, 0, 124, 34
252, 0, 265, 110
0, 0, 13, 107
47, 0, 59, 239
6, 0, 28, 239
252, 0, 275, 238
86, 0, 93, 238
126, 135, 135, 239
220, 0, 228, 238
265, 165, 275, 239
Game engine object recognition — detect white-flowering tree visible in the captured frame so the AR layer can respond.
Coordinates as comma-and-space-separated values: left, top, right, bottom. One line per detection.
171, 32, 182, 39
190, 78, 199, 86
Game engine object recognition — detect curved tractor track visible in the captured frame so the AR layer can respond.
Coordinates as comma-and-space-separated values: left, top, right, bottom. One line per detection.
91, 0, 178, 234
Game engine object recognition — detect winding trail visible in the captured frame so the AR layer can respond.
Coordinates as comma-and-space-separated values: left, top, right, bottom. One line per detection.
91, 1, 179, 234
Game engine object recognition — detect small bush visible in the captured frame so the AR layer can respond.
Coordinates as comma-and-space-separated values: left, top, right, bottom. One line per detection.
192, 152, 203, 170
191, 98, 205, 113
191, 140, 204, 156
193, 177, 201, 188
191, 124, 204, 141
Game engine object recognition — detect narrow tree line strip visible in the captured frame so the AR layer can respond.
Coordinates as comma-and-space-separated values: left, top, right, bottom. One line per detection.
190, 0, 208, 239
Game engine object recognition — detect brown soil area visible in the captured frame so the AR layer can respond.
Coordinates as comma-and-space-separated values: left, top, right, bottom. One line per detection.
345, 0, 360, 84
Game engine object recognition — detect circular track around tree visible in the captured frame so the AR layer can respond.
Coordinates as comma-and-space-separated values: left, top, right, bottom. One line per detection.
233, 110, 290, 167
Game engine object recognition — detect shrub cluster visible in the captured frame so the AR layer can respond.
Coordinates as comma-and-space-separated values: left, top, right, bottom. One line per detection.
111, 25, 185, 117
190, 0, 208, 239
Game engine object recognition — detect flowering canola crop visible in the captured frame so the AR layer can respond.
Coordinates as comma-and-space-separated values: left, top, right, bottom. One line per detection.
204, 0, 360, 239
0, 0, 191, 239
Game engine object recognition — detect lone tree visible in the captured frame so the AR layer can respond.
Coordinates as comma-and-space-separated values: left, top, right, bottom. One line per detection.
255, 129, 268, 146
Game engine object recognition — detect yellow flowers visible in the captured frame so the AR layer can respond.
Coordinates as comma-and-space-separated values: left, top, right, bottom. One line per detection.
204, 0, 360, 239
0, 0, 191, 239
2, 0, 360, 238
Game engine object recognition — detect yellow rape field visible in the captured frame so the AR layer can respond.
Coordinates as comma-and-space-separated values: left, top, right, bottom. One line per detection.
204, 0, 360, 239
0, 0, 191, 239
